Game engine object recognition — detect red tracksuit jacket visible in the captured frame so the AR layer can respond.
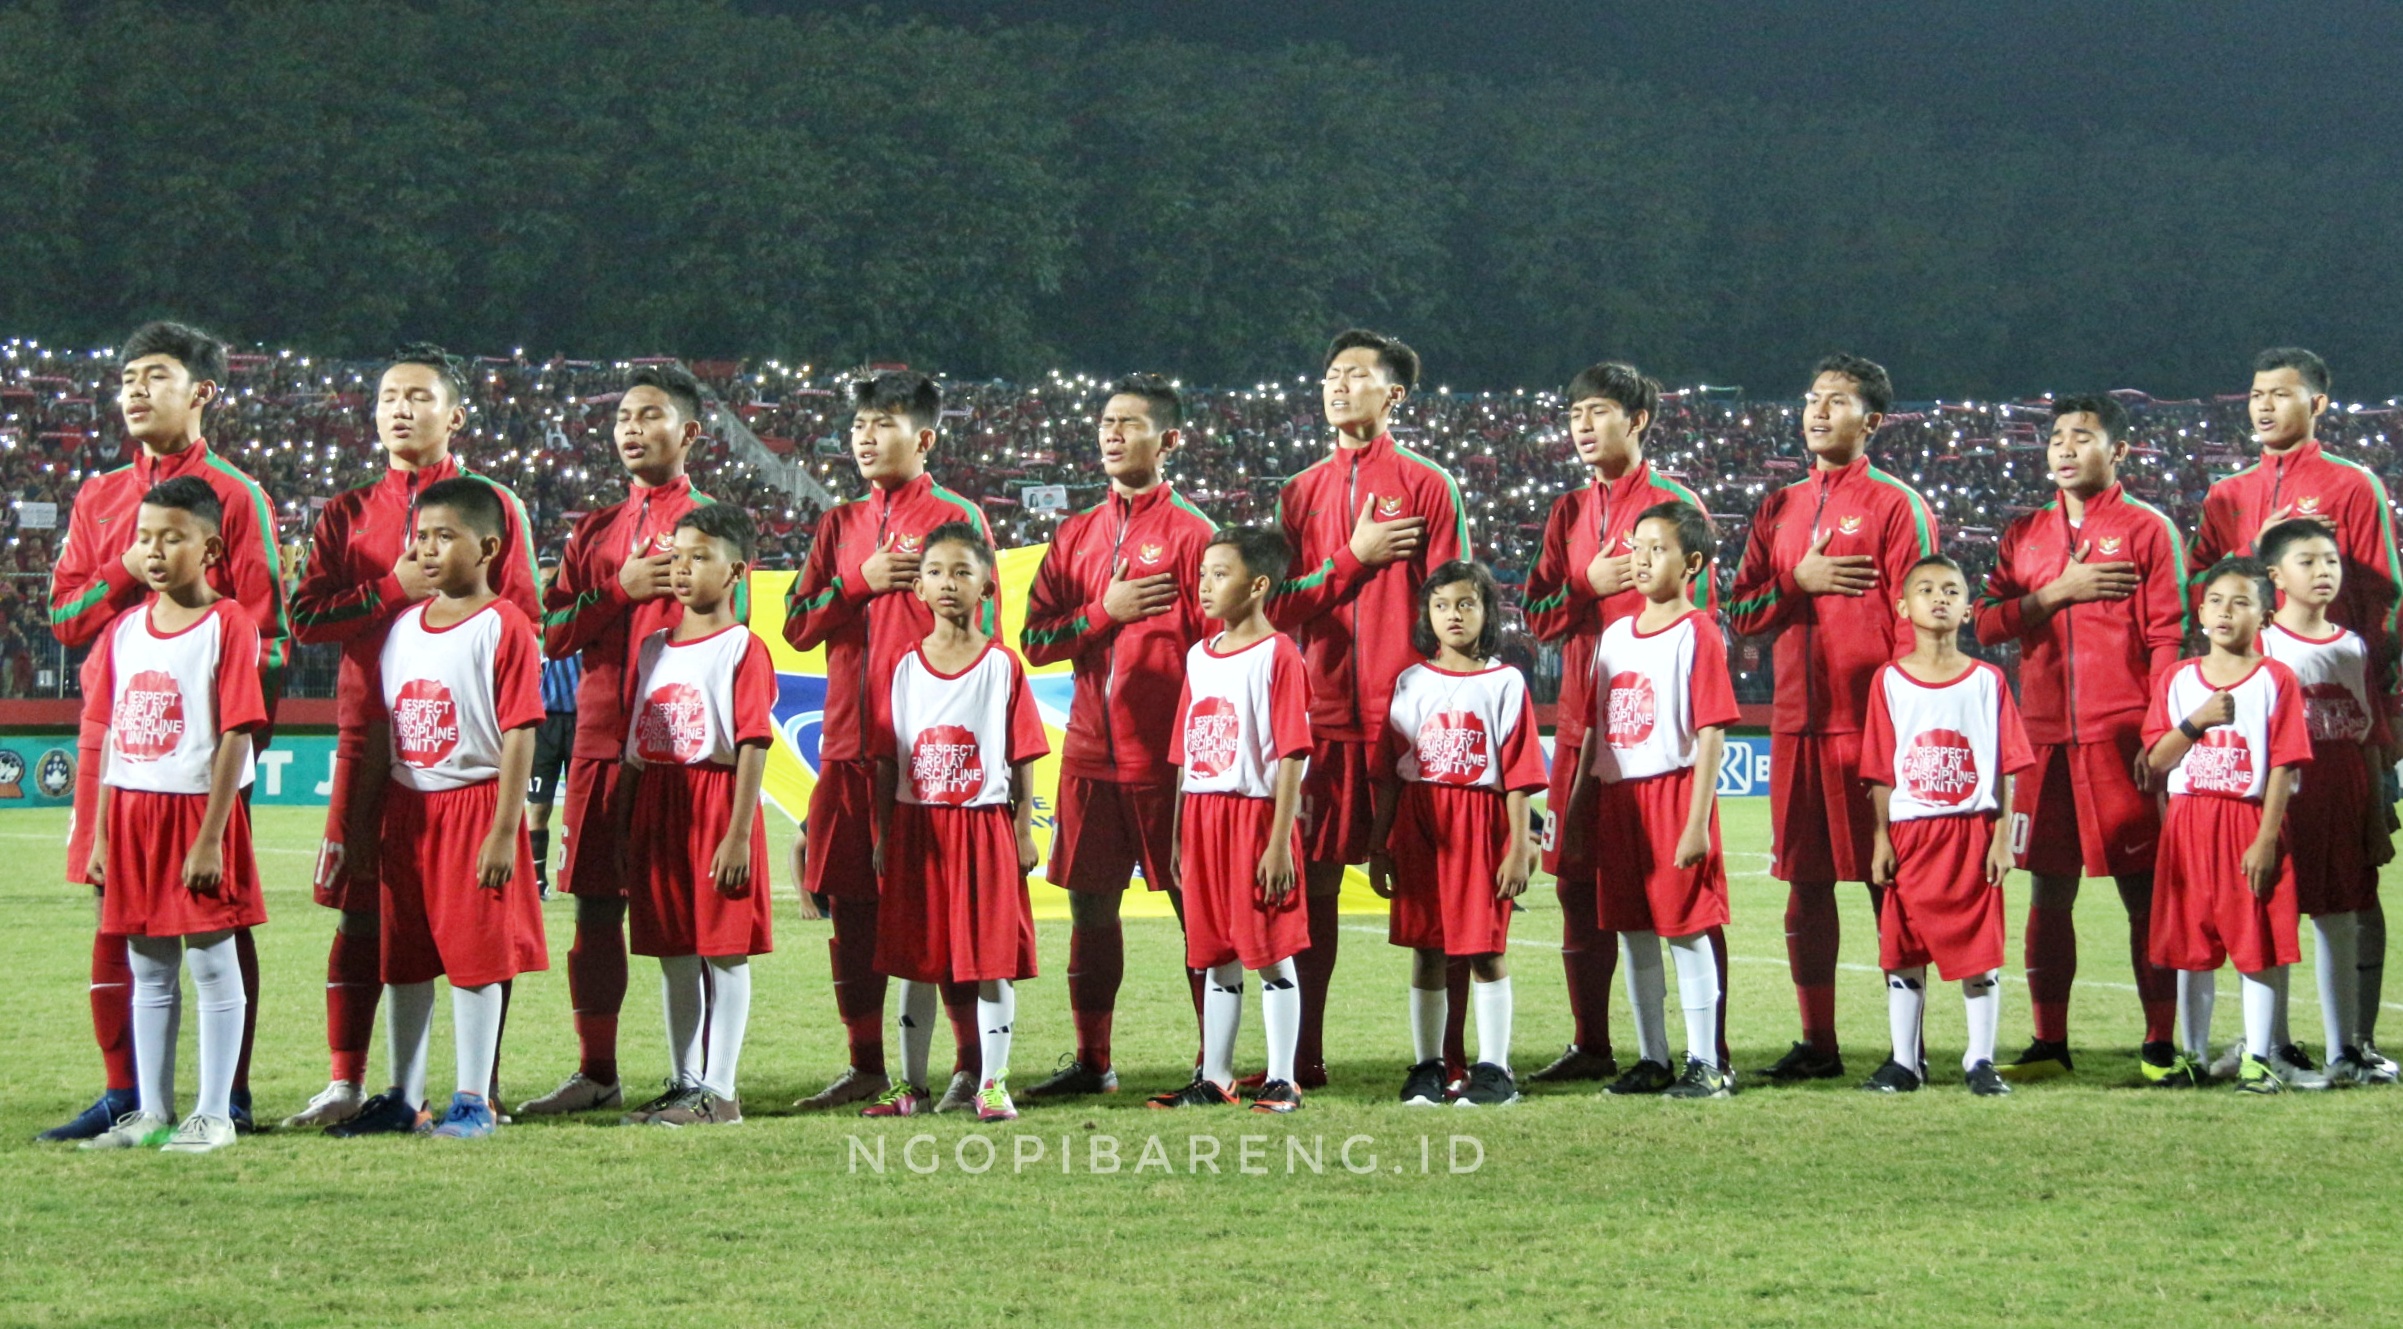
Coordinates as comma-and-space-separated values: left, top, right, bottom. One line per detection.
2188, 438, 2403, 692
1726, 454, 1939, 734
1268, 432, 1471, 741
543, 474, 721, 761
290, 456, 543, 755
1973, 484, 2186, 746
1020, 483, 1218, 784
50, 440, 290, 672
782, 471, 990, 765
1524, 460, 1719, 750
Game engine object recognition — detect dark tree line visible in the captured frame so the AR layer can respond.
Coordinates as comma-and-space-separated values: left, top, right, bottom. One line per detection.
1, 0, 2393, 398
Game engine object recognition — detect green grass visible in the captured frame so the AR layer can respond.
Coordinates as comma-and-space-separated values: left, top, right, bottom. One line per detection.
4, 801, 2401, 1326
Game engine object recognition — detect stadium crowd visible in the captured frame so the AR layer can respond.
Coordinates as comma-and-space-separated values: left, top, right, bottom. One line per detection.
6, 338, 2401, 704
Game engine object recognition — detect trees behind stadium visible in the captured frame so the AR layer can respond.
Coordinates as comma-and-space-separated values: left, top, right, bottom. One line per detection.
0, 0, 2388, 399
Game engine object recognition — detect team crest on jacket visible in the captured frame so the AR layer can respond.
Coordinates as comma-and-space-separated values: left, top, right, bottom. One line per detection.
2184, 729, 2256, 795
1836, 515, 1863, 535
1898, 728, 1978, 806
1136, 542, 1165, 567
393, 679, 461, 767
1605, 671, 1657, 747
1182, 696, 1240, 778
635, 683, 710, 764
910, 723, 985, 805
2303, 682, 2370, 743
116, 671, 188, 762
1618, 532, 1637, 551
2097, 536, 2123, 556
1376, 495, 1406, 520
1416, 711, 1492, 784
895, 534, 923, 555
648, 532, 675, 555
2296, 496, 2322, 515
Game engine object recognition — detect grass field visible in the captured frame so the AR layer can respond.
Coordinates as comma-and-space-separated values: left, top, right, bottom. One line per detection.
5, 799, 2402, 1327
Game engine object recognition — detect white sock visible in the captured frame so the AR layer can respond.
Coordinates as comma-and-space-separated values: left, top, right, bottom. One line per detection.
127, 936, 183, 1121
978, 980, 1016, 1086
896, 980, 938, 1090
452, 982, 504, 1102
1260, 959, 1300, 1084
1962, 968, 2001, 1072
386, 980, 436, 1110
660, 955, 706, 1089
2314, 912, 2361, 1055
1408, 984, 1446, 1065
2176, 970, 2216, 1062
1203, 963, 1244, 1089
1668, 934, 1722, 1068
1886, 967, 1927, 1077
2358, 907, 2386, 1043
2241, 968, 2282, 1060
184, 932, 244, 1121
701, 956, 751, 1100
2267, 963, 2293, 1050
1471, 975, 1513, 1074
1619, 930, 1668, 1066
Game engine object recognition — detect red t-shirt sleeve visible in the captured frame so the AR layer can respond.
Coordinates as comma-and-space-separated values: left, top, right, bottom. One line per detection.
1267, 636, 1315, 759
1496, 674, 1547, 792
1993, 664, 2036, 775
1687, 617, 1742, 732
1005, 650, 1050, 765
492, 608, 546, 732
1858, 667, 1897, 787
2141, 661, 2182, 749
2267, 663, 2315, 770
1168, 676, 1193, 769
733, 633, 776, 747
213, 603, 269, 735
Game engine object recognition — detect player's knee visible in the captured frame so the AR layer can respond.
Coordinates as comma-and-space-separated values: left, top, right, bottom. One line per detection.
576, 895, 627, 930
338, 908, 380, 938
2031, 874, 2082, 910
1305, 861, 1347, 897
1066, 888, 1123, 931
1470, 953, 1507, 983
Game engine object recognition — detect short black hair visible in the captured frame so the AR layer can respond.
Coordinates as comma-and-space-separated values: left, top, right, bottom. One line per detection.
2049, 393, 2132, 441
140, 475, 222, 531
416, 476, 505, 542
2258, 517, 2340, 569
1411, 560, 1504, 662
120, 321, 228, 389
676, 502, 757, 564
923, 520, 993, 575
1634, 500, 1716, 571
1105, 373, 1183, 430
1811, 352, 1893, 416
627, 363, 707, 426
2253, 347, 2331, 397
1210, 526, 1291, 588
1324, 329, 1420, 391
2200, 555, 2274, 608
1905, 553, 1966, 586
1566, 362, 1661, 434
851, 370, 942, 435
386, 341, 470, 409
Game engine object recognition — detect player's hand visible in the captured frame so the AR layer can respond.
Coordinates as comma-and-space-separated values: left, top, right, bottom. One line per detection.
1102, 559, 1181, 622
1584, 550, 1634, 600
871, 835, 885, 880
860, 533, 922, 594
119, 543, 147, 584
2043, 541, 2139, 605
1984, 833, 2012, 887
1367, 850, 1395, 899
1495, 844, 1531, 901
2130, 749, 2155, 794
1256, 840, 1297, 904
618, 547, 675, 602
1673, 824, 1711, 871
1168, 836, 1183, 893
476, 829, 514, 891
1869, 833, 1898, 887
712, 833, 752, 898
789, 832, 824, 919
1017, 827, 1040, 876
2186, 690, 2236, 732
2366, 806, 2395, 868
1348, 496, 1427, 568
1793, 530, 1878, 596
392, 550, 437, 602
183, 838, 224, 897
2252, 504, 2297, 547
87, 835, 107, 888
2241, 834, 2280, 900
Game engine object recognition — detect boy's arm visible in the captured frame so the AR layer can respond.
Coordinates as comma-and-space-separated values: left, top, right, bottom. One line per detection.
184, 730, 251, 896
87, 781, 113, 886
1986, 774, 2017, 885
1258, 754, 1305, 902
870, 757, 897, 877
2146, 688, 2231, 774
290, 499, 407, 645
1676, 727, 1726, 869
1011, 759, 1039, 875
47, 498, 144, 647
479, 726, 536, 890
1868, 783, 1897, 886
1166, 768, 1185, 891
1496, 789, 1532, 901
713, 743, 770, 897
2246, 766, 2299, 900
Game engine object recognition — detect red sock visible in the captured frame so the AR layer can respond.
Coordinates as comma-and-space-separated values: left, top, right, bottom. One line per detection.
1167, 888, 1206, 1059
1557, 880, 1615, 1056
327, 927, 382, 1084
1709, 925, 1731, 1068
1442, 956, 1471, 1079
2117, 876, 2177, 1044
91, 931, 135, 1093
941, 981, 981, 1077
1786, 882, 1840, 1054
233, 927, 259, 1093
490, 979, 512, 1104
568, 916, 628, 1085
1068, 923, 1124, 1071
1295, 892, 1342, 1070
2025, 905, 2077, 1044
831, 898, 888, 1075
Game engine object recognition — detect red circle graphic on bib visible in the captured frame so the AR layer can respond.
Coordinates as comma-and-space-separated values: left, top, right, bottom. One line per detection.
1605, 672, 1657, 748
116, 670, 187, 762
1183, 696, 1240, 779
2183, 728, 2256, 794
2302, 681, 2368, 743
910, 723, 985, 805
1416, 710, 1493, 784
636, 683, 710, 764
1898, 728, 1979, 806
393, 678, 461, 768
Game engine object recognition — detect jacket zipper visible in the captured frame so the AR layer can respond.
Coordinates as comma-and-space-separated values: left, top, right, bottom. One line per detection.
1802, 472, 1833, 728
1097, 496, 1129, 772
2059, 501, 2080, 745
1346, 450, 1365, 732
861, 491, 888, 759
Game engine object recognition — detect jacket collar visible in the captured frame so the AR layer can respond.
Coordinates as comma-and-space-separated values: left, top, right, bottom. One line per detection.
1810, 452, 1871, 491
133, 439, 213, 486
870, 471, 932, 514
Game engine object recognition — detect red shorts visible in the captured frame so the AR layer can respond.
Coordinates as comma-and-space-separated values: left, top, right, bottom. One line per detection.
1542, 737, 1592, 879
313, 749, 389, 912
1594, 769, 1729, 938
875, 803, 1037, 984
803, 758, 879, 900
2150, 794, 2300, 974
627, 763, 774, 959
1878, 814, 2006, 980
380, 780, 550, 988
2016, 736, 2159, 878
1301, 738, 1374, 866
66, 738, 100, 889
2287, 740, 2381, 915
1387, 782, 1517, 956
97, 788, 267, 937
558, 756, 627, 899
1769, 731, 1874, 884
1047, 776, 1176, 893
1180, 792, 1310, 971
